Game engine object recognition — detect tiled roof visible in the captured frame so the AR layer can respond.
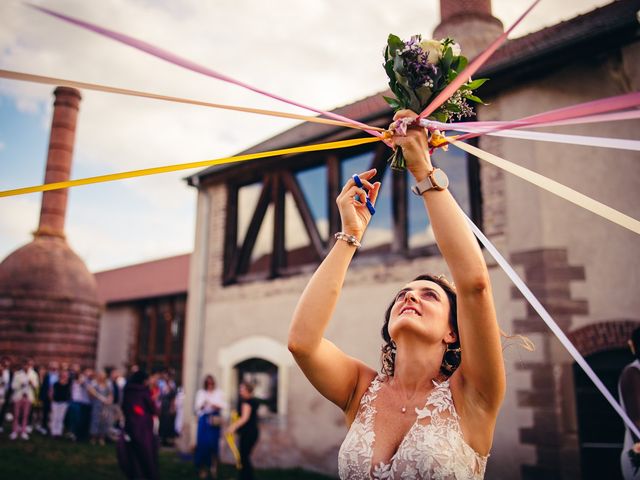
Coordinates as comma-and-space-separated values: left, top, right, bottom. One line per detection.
188, 0, 640, 183
483, 0, 640, 76
94, 253, 190, 304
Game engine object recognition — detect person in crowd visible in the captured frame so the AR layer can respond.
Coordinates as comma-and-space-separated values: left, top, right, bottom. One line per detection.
25, 359, 41, 435
227, 382, 260, 480
50, 369, 71, 437
10, 358, 39, 440
119, 370, 159, 480
0, 356, 13, 433
38, 360, 59, 435
289, 110, 515, 479
68, 368, 93, 441
149, 372, 161, 410
194, 374, 227, 479
109, 368, 125, 436
620, 327, 640, 480
159, 368, 177, 446
174, 384, 185, 438
88, 370, 113, 445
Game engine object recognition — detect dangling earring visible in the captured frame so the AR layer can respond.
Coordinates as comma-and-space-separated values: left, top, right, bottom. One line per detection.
381, 341, 397, 376
440, 343, 462, 377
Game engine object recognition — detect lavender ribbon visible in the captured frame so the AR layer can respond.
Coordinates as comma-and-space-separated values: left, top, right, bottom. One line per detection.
465, 212, 640, 439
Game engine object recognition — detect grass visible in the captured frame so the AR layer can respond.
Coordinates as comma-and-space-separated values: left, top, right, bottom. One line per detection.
0, 432, 336, 480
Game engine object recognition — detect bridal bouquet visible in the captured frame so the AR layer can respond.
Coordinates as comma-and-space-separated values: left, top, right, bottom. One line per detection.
383, 34, 487, 170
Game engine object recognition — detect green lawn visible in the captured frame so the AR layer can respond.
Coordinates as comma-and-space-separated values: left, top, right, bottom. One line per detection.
0, 433, 336, 480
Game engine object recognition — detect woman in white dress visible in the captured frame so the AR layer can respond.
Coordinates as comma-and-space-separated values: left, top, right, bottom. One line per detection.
288, 110, 509, 479
194, 375, 227, 479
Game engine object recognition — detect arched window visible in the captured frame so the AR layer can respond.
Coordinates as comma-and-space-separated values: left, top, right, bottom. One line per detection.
217, 336, 294, 419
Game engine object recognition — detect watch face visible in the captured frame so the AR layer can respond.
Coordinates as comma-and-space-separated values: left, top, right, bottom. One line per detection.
433, 169, 449, 189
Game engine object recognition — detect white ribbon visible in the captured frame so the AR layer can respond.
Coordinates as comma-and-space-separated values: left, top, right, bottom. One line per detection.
464, 211, 640, 439
452, 140, 640, 236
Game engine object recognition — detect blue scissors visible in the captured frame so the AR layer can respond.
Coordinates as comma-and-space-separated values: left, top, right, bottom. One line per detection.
352, 174, 376, 216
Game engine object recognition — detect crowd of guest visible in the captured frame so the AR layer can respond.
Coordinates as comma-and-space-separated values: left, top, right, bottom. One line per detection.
0, 356, 180, 448
1, 356, 262, 479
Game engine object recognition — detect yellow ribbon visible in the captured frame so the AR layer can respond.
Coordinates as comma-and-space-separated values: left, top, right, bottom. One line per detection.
0, 69, 385, 134
225, 411, 242, 469
452, 140, 640, 236
0, 136, 381, 198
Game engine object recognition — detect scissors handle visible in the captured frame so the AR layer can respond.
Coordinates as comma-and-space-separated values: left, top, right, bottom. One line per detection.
352, 174, 376, 215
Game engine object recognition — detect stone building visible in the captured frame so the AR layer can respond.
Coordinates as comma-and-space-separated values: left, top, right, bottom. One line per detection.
0, 87, 102, 368
181, 1, 640, 479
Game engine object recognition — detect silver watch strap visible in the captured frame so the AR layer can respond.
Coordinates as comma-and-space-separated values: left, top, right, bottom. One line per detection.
411, 176, 435, 196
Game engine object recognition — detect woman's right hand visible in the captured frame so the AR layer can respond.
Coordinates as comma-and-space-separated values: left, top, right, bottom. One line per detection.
336, 168, 381, 240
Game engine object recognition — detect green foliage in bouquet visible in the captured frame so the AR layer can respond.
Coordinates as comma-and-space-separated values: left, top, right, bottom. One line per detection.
383, 34, 487, 170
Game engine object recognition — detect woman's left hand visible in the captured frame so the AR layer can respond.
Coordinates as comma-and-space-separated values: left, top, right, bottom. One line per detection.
391, 110, 433, 181
336, 169, 381, 241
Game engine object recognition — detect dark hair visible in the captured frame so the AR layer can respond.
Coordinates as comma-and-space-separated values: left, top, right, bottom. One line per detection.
631, 327, 640, 360
381, 274, 460, 378
203, 375, 216, 389
239, 381, 254, 394
129, 370, 149, 385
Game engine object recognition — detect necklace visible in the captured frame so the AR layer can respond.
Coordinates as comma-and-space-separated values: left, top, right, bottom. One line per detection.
393, 378, 418, 414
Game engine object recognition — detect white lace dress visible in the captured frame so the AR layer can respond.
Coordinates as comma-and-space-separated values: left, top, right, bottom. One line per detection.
338, 374, 488, 479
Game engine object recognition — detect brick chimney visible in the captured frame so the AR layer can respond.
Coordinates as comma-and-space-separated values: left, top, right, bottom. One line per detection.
0, 86, 101, 368
433, 0, 503, 59
35, 86, 82, 238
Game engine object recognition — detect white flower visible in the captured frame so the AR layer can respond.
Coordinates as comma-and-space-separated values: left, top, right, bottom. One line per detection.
419, 39, 443, 64
450, 42, 461, 56
372, 461, 392, 479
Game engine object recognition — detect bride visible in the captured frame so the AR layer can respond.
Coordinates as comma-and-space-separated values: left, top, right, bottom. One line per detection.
288, 110, 506, 479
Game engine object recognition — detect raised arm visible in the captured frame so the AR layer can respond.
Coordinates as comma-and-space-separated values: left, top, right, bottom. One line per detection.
288, 169, 380, 415
392, 110, 505, 413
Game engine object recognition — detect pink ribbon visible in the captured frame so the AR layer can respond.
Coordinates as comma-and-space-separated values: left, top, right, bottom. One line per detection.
454, 92, 640, 142
425, 109, 640, 131
418, 92, 640, 151
417, 0, 542, 121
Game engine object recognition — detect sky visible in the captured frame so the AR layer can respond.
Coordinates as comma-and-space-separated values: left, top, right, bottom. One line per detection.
0, 0, 612, 272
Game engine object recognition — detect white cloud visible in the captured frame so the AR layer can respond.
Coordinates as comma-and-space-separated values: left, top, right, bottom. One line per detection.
0, 195, 40, 259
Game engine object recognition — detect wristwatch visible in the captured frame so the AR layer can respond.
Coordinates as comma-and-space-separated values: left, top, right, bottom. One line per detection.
411, 168, 449, 195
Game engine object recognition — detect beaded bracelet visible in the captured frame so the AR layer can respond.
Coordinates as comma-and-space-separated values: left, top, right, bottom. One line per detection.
334, 232, 361, 248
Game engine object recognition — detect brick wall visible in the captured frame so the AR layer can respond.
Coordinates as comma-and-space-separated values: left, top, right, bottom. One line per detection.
569, 320, 640, 357
511, 248, 586, 480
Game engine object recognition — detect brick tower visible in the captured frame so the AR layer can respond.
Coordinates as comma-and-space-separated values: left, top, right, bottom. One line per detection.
0, 87, 102, 367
